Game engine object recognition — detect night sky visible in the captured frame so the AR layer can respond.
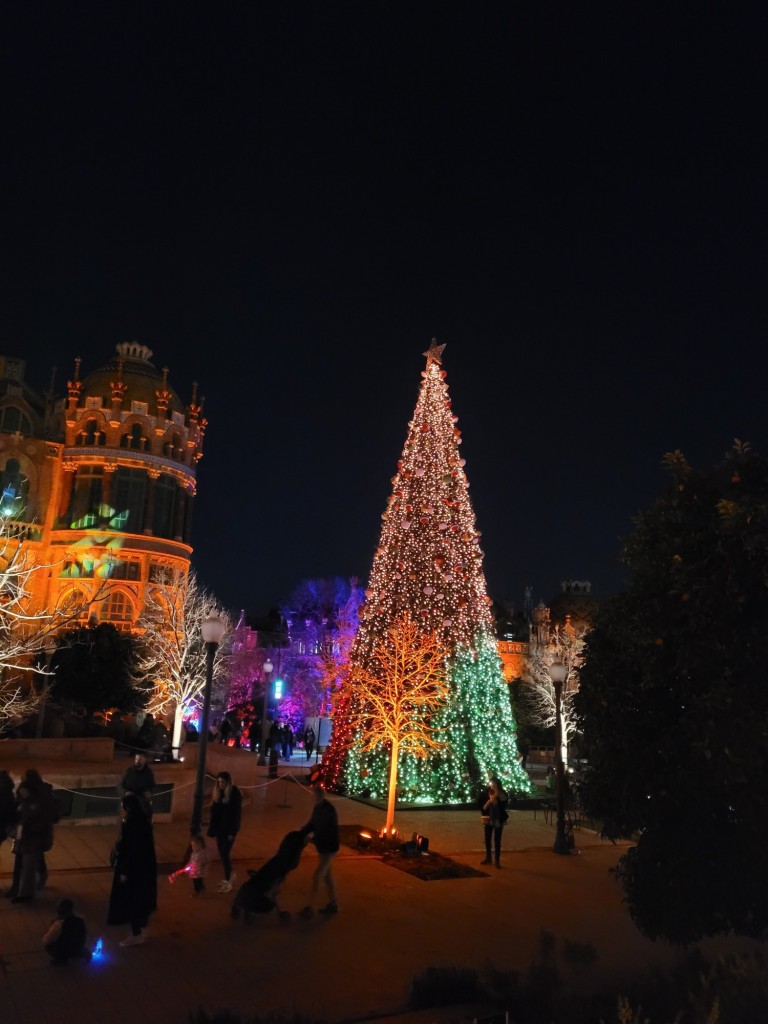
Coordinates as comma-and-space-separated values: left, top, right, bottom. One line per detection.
2, 5, 765, 618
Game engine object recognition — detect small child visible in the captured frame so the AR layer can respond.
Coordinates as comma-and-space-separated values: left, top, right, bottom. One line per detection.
168, 834, 209, 895
43, 898, 91, 965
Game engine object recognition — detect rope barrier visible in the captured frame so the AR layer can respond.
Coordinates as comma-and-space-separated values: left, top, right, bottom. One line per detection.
50, 769, 314, 801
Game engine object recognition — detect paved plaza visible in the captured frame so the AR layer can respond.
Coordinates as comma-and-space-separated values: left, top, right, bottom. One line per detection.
0, 759, 746, 1024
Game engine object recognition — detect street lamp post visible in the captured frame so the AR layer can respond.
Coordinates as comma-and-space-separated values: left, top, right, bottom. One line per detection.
191, 615, 226, 837
548, 660, 572, 855
257, 658, 273, 766
36, 637, 57, 739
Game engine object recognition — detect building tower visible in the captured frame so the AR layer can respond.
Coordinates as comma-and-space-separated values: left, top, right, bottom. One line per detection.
0, 342, 206, 631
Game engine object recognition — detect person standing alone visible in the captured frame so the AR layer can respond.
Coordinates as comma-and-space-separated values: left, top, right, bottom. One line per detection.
108, 794, 158, 946
480, 777, 509, 869
207, 772, 242, 893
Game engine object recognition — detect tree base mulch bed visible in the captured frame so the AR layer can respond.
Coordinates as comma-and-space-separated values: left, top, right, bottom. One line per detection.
338, 824, 489, 880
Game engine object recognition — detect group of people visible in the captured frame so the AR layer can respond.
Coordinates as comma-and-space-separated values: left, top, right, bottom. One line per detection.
5, 746, 513, 964
212, 715, 317, 763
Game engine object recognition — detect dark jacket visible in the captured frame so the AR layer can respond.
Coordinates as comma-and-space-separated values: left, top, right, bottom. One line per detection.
482, 788, 509, 829
207, 786, 242, 839
107, 800, 158, 927
0, 782, 18, 841
300, 797, 339, 854
120, 763, 156, 798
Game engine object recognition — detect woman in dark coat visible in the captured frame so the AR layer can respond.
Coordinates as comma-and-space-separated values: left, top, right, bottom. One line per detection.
108, 794, 157, 946
207, 771, 242, 893
10, 781, 51, 902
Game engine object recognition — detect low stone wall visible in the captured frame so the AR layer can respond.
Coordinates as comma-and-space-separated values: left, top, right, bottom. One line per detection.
0, 739, 276, 824
0, 737, 116, 762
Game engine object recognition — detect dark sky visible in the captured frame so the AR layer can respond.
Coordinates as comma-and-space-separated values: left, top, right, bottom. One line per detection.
2, 4, 766, 617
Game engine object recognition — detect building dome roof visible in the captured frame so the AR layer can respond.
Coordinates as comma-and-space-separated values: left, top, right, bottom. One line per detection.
80, 342, 186, 416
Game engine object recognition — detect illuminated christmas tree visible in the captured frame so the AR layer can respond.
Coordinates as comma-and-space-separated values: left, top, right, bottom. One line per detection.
322, 341, 532, 806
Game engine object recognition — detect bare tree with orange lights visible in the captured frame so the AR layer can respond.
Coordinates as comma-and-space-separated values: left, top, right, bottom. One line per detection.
0, 526, 109, 733
342, 612, 448, 832
133, 568, 232, 753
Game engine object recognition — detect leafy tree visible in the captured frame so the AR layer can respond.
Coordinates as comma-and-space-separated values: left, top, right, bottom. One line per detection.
53, 622, 145, 716
576, 441, 768, 944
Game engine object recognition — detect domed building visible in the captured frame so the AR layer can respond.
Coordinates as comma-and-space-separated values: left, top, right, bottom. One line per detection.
0, 342, 206, 631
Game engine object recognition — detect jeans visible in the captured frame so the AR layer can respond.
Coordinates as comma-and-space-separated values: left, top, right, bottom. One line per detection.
310, 851, 338, 907
484, 824, 504, 864
216, 835, 236, 881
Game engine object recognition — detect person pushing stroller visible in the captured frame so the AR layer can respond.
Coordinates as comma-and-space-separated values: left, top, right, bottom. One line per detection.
230, 830, 305, 923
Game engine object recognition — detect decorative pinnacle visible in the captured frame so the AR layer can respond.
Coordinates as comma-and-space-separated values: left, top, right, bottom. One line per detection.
423, 338, 446, 367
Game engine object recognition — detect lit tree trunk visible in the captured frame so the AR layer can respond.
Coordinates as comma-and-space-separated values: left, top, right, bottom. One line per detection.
171, 702, 185, 756
385, 736, 400, 832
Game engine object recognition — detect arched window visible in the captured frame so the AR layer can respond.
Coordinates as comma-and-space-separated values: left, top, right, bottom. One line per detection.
59, 588, 92, 622
163, 433, 184, 461
0, 406, 32, 436
0, 458, 29, 520
102, 590, 134, 625
120, 423, 145, 450
77, 418, 105, 447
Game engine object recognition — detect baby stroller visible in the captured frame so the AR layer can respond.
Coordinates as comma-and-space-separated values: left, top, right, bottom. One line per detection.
230, 830, 305, 923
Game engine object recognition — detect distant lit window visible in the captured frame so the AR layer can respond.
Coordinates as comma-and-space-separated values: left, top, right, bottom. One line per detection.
0, 405, 32, 436
102, 590, 134, 623
109, 559, 141, 581
77, 418, 105, 446
68, 466, 103, 528
120, 423, 145, 450
0, 458, 29, 519
112, 467, 146, 532
163, 433, 184, 461
152, 474, 177, 538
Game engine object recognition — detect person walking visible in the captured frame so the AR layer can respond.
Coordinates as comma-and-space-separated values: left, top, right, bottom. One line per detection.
168, 834, 209, 896
281, 723, 293, 761
480, 777, 509, 869
207, 771, 242, 893
108, 794, 158, 946
303, 725, 315, 761
119, 752, 156, 820
298, 785, 340, 918
218, 717, 232, 745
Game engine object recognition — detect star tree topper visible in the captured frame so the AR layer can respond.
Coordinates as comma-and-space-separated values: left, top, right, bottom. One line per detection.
423, 338, 446, 367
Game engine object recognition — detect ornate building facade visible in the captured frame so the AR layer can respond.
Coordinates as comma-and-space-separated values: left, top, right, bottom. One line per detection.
0, 343, 206, 631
